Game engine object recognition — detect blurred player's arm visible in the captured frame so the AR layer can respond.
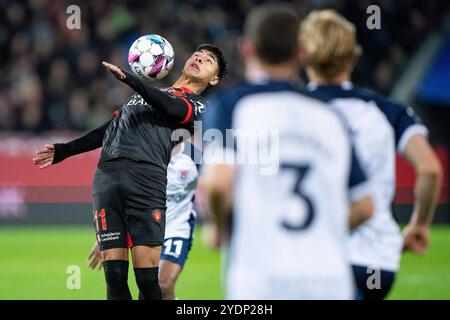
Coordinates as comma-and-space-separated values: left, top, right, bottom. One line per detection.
348, 147, 374, 230
32, 119, 111, 169
402, 134, 442, 255
349, 196, 373, 230
199, 163, 235, 246
102, 61, 193, 124
393, 105, 442, 255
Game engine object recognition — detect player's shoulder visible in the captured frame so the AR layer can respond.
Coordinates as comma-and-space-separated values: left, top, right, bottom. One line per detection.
165, 86, 207, 117
184, 90, 208, 118
203, 80, 301, 130
310, 83, 412, 120
295, 87, 354, 133
295, 87, 337, 110
162, 86, 204, 102
351, 86, 420, 128
353, 85, 408, 113
207, 80, 304, 110
206, 81, 257, 111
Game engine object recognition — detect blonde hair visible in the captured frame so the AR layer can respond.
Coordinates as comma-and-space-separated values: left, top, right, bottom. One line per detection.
299, 9, 362, 78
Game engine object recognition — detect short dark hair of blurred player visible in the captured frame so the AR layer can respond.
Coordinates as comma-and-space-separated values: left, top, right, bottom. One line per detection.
33, 44, 227, 300
200, 2, 373, 299
300, 9, 442, 299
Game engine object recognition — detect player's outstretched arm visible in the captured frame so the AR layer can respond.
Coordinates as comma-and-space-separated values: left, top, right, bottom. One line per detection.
32, 119, 112, 169
102, 61, 193, 124
402, 134, 442, 255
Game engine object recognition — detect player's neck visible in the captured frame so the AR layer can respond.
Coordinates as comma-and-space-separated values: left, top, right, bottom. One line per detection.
307, 68, 351, 86
246, 59, 298, 83
172, 75, 206, 95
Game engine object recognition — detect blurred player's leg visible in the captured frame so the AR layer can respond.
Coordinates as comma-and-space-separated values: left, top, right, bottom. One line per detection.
131, 245, 162, 300
159, 235, 195, 300
101, 248, 131, 300
159, 260, 182, 300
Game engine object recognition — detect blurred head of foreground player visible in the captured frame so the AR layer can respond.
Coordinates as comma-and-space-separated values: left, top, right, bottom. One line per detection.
238, 2, 300, 82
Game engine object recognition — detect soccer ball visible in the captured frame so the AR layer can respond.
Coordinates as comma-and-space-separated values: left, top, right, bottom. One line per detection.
128, 34, 174, 81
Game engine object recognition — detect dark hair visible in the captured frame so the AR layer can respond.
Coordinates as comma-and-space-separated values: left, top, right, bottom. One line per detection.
195, 43, 227, 80
244, 2, 300, 64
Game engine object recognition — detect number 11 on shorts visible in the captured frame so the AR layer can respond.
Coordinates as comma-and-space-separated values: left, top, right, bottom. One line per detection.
163, 239, 183, 257
94, 209, 107, 232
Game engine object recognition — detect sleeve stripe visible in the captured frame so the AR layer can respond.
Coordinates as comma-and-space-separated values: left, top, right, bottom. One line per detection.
397, 124, 428, 154
179, 97, 193, 125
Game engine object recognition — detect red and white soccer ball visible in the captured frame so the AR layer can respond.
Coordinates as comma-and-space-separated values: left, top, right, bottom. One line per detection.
128, 34, 175, 81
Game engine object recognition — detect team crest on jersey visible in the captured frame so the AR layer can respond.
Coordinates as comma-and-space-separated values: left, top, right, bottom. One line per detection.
152, 209, 162, 222
180, 170, 189, 180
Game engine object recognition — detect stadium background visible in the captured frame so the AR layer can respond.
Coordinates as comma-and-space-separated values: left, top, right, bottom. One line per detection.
0, 0, 449, 299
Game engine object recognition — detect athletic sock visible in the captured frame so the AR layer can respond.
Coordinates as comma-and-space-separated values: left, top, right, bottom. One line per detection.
134, 267, 162, 300
102, 260, 132, 300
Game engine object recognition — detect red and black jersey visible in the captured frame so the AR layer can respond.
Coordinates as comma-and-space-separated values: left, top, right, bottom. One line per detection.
99, 70, 206, 175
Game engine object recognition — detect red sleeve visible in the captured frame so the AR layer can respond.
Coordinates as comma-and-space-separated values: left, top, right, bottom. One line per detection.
170, 90, 193, 124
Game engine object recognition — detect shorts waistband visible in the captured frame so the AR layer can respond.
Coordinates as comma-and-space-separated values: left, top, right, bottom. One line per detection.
99, 158, 159, 169
107, 157, 148, 163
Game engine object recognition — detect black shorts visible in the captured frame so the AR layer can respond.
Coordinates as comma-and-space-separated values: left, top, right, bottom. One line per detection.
92, 160, 167, 251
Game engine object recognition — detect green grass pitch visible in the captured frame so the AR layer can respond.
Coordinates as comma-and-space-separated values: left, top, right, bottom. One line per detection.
0, 225, 448, 300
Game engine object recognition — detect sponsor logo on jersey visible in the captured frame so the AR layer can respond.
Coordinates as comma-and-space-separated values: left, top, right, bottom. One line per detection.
126, 94, 150, 107
99, 232, 121, 242
194, 100, 206, 115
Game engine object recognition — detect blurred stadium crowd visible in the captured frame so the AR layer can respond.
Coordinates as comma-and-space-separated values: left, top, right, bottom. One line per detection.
0, 0, 448, 132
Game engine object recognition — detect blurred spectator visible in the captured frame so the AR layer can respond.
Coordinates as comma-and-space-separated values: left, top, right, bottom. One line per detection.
0, 0, 448, 131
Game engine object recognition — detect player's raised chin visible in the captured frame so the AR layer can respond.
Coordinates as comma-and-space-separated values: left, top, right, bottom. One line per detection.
183, 51, 220, 87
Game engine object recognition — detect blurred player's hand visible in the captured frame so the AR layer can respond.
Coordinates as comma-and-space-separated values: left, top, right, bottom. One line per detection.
88, 242, 103, 270
32, 144, 55, 169
403, 223, 430, 255
102, 61, 126, 79
201, 222, 223, 250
